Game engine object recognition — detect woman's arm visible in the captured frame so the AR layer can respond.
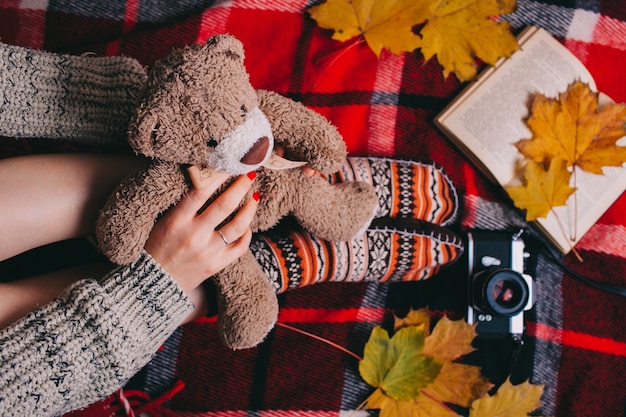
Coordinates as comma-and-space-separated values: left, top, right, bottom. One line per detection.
0, 251, 194, 416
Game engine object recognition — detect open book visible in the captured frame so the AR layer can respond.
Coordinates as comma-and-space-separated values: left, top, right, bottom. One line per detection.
435, 26, 626, 254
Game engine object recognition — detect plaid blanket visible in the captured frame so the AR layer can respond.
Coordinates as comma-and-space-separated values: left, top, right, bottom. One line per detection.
1, 0, 625, 416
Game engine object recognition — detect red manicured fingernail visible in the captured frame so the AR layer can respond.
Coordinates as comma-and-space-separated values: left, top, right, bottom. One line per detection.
247, 171, 257, 180
253, 192, 261, 202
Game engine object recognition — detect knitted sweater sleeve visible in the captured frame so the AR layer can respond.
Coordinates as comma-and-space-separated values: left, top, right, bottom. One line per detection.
0, 251, 195, 416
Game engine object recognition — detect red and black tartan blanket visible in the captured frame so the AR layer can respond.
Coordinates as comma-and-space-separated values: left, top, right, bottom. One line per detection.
1, 1, 625, 416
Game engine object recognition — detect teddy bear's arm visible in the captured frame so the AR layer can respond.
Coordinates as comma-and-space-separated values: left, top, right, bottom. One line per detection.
257, 89, 346, 174
96, 161, 189, 265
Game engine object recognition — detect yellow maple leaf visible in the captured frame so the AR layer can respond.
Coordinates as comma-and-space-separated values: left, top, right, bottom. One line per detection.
426, 362, 493, 408
516, 81, 626, 175
506, 159, 576, 221
416, 0, 519, 81
469, 378, 544, 417
307, 0, 430, 57
422, 315, 477, 361
360, 310, 490, 416
394, 308, 432, 333
359, 325, 442, 401
308, 0, 518, 81
366, 387, 459, 417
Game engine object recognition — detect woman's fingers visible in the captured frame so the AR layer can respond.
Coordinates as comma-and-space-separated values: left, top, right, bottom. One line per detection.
212, 190, 259, 249
172, 169, 230, 217
145, 171, 259, 292
196, 171, 257, 230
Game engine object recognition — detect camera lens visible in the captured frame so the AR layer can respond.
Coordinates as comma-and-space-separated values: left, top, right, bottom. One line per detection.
474, 269, 529, 317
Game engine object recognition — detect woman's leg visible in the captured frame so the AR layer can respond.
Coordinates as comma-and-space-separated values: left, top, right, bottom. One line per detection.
0, 261, 112, 329
0, 153, 210, 330
0, 153, 148, 261
0, 261, 208, 329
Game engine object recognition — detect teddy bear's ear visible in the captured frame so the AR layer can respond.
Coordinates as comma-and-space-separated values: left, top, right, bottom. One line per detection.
129, 109, 159, 156
204, 34, 245, 63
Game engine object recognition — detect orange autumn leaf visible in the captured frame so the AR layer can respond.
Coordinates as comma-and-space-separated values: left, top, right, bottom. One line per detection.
416, 0, 519, 81
506, 159, 576, 221
516, 81, 626, 175
469, 378, 545, 417
307, 0, 430, 57
422, 315, 477, 361
426, 362, 492, 408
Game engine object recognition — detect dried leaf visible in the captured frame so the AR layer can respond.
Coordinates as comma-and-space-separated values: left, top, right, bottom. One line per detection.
361, 310, 491, 416
307, 0, 430, 57
422, 316, 477, 361
426, 363, 493, 407
469, 378, 544, 417
506, 159, 576, 221
416, 0, 519, 81
394, 308, 432, 333
366, 387, 459, 417
307, 0, 519, 81
359, 326, 442, 401
516, 81, 626, 175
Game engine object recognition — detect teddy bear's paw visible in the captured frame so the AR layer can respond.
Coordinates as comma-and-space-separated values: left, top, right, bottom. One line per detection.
217, 284, 279, 350
214, 253, 279, 350
329, 157, 459, 226
95, 224, 146, 265
255, 89, 347, 174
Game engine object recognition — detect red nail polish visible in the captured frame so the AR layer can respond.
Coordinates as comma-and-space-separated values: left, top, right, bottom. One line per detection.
253, 192, 261, 202
247, 171, 257, 180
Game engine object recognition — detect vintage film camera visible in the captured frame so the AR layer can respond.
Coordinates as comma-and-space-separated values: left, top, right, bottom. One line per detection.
466, 230, 535, 337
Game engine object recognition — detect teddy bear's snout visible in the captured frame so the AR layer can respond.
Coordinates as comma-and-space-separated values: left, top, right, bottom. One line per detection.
205, 107, 274, 174
240, 135, 270, 166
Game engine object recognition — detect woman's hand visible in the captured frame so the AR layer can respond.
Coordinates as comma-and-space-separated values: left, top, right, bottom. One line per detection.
145, 171, 258, 292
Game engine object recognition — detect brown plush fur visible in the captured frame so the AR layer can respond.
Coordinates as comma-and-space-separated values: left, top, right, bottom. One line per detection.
96, 35, 377, 350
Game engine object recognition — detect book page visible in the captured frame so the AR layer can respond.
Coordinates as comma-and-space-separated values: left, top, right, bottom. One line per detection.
537, 137, 626, 253
437, 27, 626, 253
437, 27, 596, 185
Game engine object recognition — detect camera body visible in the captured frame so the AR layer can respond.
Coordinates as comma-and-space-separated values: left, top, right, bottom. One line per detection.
467, 230, 534, 337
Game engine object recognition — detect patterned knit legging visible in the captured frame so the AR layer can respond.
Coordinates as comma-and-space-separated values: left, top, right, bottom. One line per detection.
251, 157, 464, 294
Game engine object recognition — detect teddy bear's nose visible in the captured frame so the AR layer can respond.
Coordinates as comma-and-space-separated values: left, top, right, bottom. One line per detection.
240, 136, 270, 166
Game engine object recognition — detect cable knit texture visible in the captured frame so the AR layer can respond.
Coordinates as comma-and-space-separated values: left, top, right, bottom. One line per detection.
0, 251, 194, 416
0, 42, 146, 146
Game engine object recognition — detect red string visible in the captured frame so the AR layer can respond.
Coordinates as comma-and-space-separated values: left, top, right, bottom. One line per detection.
64, 380, 185, 417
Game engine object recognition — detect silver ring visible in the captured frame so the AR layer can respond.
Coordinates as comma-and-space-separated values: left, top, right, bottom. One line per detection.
217, 230, 231, 246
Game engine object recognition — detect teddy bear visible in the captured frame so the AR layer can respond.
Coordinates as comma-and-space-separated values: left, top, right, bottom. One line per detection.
95, 34, 379, 350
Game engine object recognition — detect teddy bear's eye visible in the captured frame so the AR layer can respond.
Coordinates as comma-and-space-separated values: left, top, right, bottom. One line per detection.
240, 105, 247, 117
206, 138, 218, 148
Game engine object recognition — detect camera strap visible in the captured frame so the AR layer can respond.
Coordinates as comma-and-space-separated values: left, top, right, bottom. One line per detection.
525, 228, 626, 297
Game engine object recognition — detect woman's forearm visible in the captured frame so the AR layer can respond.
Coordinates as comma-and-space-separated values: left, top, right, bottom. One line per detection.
0, 251, 195, 417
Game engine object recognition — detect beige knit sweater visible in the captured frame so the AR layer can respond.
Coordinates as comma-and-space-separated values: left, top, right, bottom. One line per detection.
0, 42, 191, 415
0, 251, 194, 416
0, 41, 146, 147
